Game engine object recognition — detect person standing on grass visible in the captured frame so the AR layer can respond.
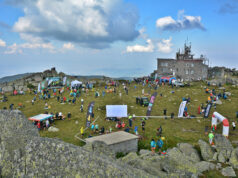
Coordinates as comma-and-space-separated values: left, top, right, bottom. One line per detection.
205, 126, 208, 135
80, 127, 84, 137
151, 139, 156, 154
95, 124, 99, 133
134, 126, 138, 135
46, 119, 50, 128
67, 112, 71, 120
128, 115, 133, 127
163, 109, 167, 119
141, 119, 146, 133
208, 131, 214, 145
171, 113, 174, 120
157, 126, 162, 137
232, 121, 236, 130
157, 137, 164, 154
91, 123, 95, 133
37, 122, 41, 131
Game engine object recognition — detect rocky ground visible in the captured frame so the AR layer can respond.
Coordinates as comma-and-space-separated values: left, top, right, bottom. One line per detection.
0, 110, 238, 177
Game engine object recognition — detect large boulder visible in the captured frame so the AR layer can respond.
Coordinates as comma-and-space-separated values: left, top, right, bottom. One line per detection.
48, 126, 59, 132
214, 134, 233, 161
139, 149, 151, 155
215, 134, 233, 152
230, 148, 238, 169
218, 152, 226, 163
221, 166, 236, 177
198, 139, 214, 161
177, 143, 201, 162
195, 161, 215, 173
0, 110, 152, 177
121, 152, 166, 177
161, 147, 198, 175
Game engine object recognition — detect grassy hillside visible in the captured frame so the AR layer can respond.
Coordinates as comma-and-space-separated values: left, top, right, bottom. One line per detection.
1, 81, 237, 151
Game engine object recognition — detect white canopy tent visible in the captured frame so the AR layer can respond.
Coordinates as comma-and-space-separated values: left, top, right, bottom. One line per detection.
106, 105, 128, 117
71, 80, 82, 88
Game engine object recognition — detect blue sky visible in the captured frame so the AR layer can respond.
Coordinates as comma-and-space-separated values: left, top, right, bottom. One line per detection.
0, 0, 237, 77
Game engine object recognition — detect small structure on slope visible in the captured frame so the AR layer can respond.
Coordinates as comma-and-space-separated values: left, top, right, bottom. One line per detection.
85, 131, 139, 153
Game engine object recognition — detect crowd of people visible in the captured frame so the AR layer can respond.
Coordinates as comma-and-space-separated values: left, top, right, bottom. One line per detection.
2, 77, 238, 157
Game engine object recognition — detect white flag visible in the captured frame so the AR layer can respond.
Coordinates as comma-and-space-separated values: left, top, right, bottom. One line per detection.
38, 83, 41, 92
63, 77, 67, 85
178, 101, 187, 118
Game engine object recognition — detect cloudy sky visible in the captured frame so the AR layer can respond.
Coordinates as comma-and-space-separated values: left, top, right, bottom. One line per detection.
0, 0, 238, 77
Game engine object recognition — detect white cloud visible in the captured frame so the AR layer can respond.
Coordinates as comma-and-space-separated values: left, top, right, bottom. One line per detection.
157, 37, 173, 53
138, 27, 148, 39
0, 39, 6, 47
4, 42, 54, 54
156, 10, 205, 31
11, 0, 139, 49
126, 39, 154, 53
4, 43, 23, 54
63, 43, 74, 50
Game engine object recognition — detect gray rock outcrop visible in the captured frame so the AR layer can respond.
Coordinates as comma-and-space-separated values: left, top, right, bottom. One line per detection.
214, 134, 233, 163
195, 161, 215, 173
221, 166, 236, 177
230, 148, 238, 169
0, 110, 152, 177
177, 143, 201, 162
198, 139, 214, 161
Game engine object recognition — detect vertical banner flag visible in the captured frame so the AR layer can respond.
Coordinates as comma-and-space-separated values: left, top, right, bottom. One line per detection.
146, 92, 157, 116
41, 81, 45, 89
154, 73, 158, 80
38, 83, 41, 92
63, 76, 67, 85
204, 103, 212, 118
178, 101, 187, 118
86, 101, 95, 128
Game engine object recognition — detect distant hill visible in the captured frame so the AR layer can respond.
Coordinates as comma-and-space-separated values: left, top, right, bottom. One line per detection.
0, 72, 134, 84
0, 73, 33, 84
114, 77, 134, 81
75, 75, 134, 80
75, 75, 106, 79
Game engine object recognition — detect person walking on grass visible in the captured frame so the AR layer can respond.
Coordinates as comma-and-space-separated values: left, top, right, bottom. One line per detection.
208, 131, 214, 145
151, 139, 156, 154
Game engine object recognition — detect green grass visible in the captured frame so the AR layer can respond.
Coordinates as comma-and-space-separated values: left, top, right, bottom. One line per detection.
1, 81, 238, 151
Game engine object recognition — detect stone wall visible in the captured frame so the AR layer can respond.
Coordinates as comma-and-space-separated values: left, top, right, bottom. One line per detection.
157, 58, 208, 81
109, 139, 138, 153
157, 59, 175, 76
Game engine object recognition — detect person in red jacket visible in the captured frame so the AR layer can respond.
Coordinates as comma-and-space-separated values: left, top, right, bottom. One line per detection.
37, 122, 41, 131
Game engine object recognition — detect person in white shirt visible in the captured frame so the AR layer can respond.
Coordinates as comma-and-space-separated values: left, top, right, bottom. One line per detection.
59, 112, 63, 120
232, 121, 236, 130
46, 120, 49, 128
